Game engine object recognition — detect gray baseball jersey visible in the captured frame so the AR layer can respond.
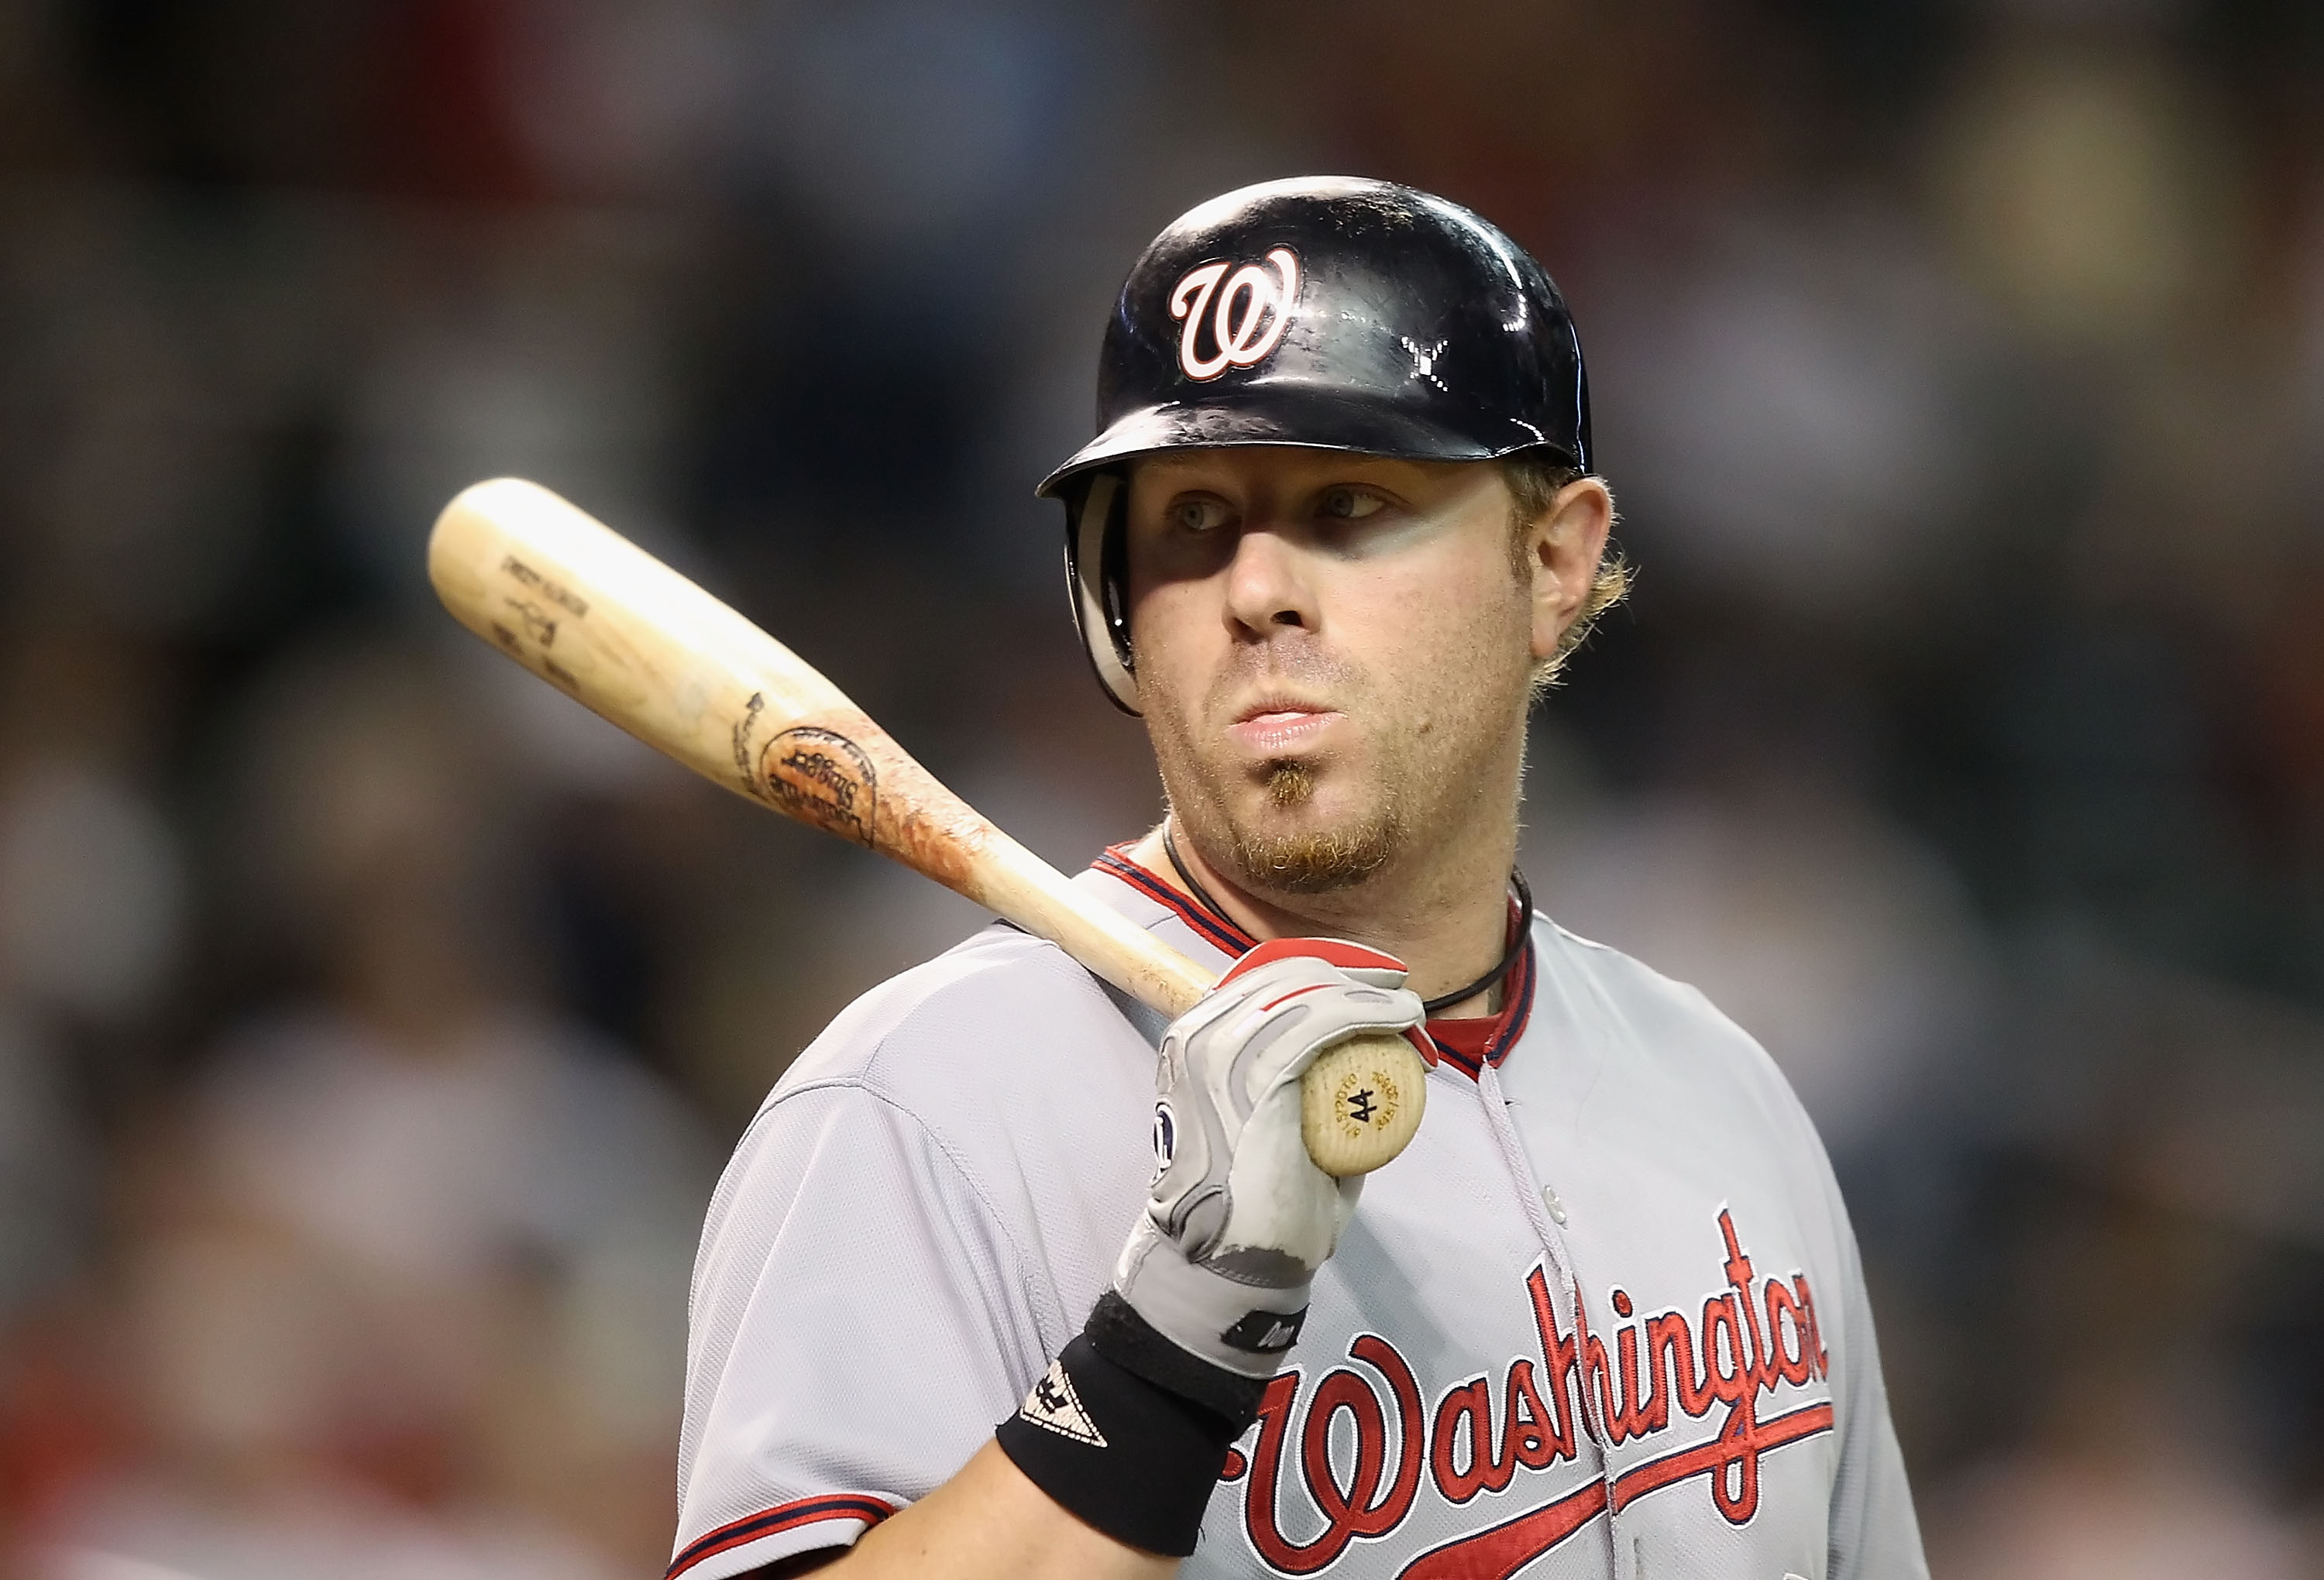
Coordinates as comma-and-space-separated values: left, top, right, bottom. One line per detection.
672, 850, 1927, 1579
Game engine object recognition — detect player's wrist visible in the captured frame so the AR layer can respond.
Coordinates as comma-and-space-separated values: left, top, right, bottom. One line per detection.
995, 1298, 1266, 1558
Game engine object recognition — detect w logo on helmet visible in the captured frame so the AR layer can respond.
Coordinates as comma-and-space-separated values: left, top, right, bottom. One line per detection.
1169, 247, 1300, 381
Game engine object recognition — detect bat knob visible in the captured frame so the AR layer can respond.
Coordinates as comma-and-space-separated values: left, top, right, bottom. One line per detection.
1301, 1032, 1428, 1176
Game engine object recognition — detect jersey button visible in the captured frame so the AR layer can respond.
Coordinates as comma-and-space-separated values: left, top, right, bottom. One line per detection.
1542, 1187, 1568, 1225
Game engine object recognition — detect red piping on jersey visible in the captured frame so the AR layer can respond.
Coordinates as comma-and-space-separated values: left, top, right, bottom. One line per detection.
1090, 845, 1535, 1083
666, 1492, 897, 1578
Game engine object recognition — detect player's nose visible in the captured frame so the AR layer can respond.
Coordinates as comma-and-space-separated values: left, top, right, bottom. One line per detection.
1220, 527, 1319, 639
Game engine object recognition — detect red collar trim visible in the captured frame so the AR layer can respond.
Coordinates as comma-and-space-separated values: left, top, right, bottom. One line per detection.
1088, 846, 1535, 1083
1425, 934, 1534, 1080
1093, 846, 1257, 957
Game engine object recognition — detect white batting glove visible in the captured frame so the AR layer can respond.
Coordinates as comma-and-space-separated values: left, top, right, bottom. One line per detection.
1113, 938, 1430, 1379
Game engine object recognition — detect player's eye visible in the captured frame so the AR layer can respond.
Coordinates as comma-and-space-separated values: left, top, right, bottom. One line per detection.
1168, 496, 1232, 534
1317, 486, 1387, 521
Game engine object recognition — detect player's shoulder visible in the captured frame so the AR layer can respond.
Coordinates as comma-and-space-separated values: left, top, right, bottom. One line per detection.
766, 870, 1167, 1125
779, 929, 1108, 1084
1532, 914, 1741, 1031
1528, 912, 1803, 1110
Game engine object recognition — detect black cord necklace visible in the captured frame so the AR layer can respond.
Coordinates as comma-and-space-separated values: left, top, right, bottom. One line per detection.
1160, 824, 1532, 1015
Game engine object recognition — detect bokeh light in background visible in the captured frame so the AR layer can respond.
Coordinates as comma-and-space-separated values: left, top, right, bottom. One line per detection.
0, 2, 2319, 1575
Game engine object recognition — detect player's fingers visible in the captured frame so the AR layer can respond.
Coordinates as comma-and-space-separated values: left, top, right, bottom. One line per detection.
1236, 975, 1427, 1103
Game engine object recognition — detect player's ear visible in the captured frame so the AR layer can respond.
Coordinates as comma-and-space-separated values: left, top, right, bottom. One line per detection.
1525, 477, 1613, 663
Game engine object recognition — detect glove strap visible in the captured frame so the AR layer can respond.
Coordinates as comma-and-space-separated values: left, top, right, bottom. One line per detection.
1086, 1289, 1270, 1422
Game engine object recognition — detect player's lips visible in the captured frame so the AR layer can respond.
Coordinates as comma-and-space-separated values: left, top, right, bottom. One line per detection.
1228, 699, 1343, 754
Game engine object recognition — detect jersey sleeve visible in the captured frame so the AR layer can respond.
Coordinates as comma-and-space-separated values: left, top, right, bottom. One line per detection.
671, 1077, 1067, 1580
1820, 1173, 1930, 1580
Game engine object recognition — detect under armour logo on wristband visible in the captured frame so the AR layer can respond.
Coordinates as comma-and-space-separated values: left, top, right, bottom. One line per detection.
1017, 1358, 1106, 1447
1220, 1306, 1307, 1355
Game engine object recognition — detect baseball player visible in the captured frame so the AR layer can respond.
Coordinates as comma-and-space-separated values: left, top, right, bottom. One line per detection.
671, 178, 1928, 1579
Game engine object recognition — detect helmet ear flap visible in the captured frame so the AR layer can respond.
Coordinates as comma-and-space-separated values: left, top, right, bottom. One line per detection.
1064, 471, 1140, 715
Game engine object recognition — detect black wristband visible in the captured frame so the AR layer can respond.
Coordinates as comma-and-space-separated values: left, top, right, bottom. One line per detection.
995, 1331, 1251, 1558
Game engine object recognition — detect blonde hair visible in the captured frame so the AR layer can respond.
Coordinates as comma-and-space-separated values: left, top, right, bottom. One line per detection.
1503, 455, 1629, 692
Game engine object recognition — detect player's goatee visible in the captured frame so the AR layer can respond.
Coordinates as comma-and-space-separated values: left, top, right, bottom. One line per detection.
1222, 761, 1398, 894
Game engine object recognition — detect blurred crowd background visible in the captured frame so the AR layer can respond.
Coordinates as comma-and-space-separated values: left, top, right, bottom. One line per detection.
0, 1, 2319, 1575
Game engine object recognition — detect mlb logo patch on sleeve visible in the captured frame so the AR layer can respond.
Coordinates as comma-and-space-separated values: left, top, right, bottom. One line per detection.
1018, 1358, 1106, 1448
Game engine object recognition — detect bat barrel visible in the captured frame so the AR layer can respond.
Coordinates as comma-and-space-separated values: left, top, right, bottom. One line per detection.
428, 478, 1425, 1176
429, 479, 847, 802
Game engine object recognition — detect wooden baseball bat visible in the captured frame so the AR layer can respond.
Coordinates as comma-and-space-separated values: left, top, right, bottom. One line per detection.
426, 479, 1426, 1177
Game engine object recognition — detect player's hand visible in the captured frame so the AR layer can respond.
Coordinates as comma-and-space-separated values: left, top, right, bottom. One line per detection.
1114, 939, 1430, 1379
997, 943, 1425, 1551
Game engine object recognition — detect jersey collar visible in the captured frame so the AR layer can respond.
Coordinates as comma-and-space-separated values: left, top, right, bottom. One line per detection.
1089, 843, 1535, 1081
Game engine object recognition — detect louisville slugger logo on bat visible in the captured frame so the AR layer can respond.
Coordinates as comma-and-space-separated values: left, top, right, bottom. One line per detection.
758, 726, 878, 847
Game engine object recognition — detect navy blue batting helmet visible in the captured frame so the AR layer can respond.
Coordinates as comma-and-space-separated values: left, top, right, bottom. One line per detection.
1042, 177, 1591, 714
